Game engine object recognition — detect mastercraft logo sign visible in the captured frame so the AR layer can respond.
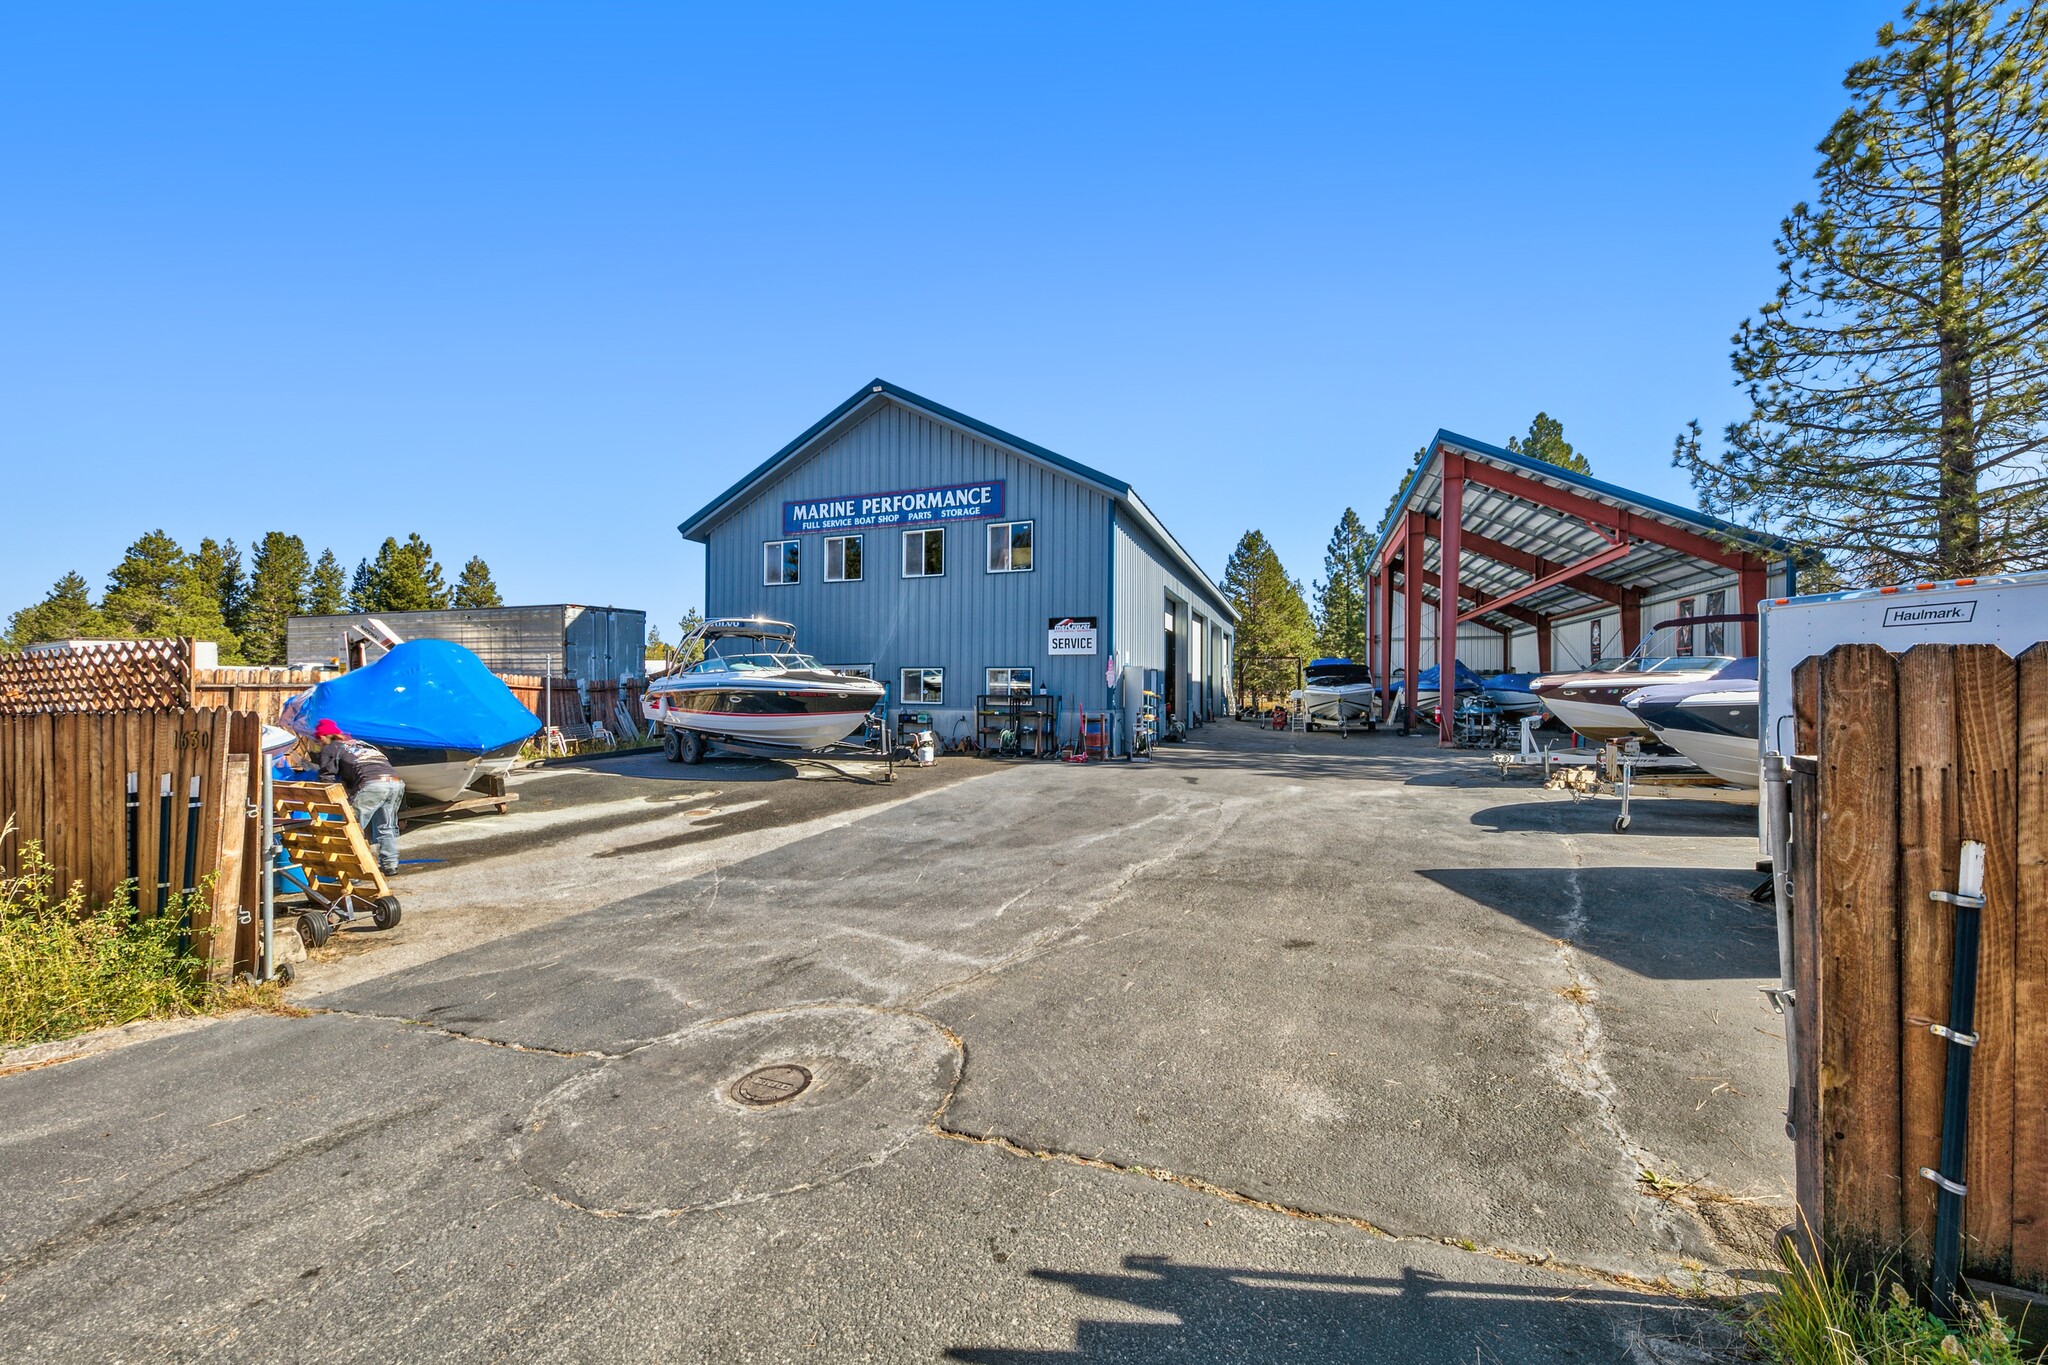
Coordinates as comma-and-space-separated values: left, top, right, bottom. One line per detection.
783, 480, 1004, 536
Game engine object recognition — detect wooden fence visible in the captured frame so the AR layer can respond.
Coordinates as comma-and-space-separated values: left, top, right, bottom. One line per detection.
1790, 642, 2048, 1287
0, 639, 194, 715
498, 674, 647, 739
191, 666, 331, 726
0, 708, 261, 980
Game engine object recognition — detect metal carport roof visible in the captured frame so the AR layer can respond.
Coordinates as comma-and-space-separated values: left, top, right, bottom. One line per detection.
1368, 429, 1800, 742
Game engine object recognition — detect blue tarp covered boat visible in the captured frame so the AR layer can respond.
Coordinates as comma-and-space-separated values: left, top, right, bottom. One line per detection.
279, 640, 540, 801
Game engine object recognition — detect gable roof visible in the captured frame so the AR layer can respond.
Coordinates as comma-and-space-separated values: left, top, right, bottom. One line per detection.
678, 379, 1237, 624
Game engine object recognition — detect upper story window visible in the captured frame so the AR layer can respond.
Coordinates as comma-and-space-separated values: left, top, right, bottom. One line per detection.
825, 535, 863, 582
763, 539, 799, 585
903, 527, 945, 578
987, 520, 1033, 573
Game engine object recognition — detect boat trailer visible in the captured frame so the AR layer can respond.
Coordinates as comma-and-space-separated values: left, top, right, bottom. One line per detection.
1492, 717, 1755, 832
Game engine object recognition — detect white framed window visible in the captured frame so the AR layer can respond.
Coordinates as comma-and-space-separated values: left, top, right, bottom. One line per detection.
987, 520, 1033, 573
900, 666, 944, 705
986, 667, 1033, 697
763, 539, 799, 585
902, 527, 945, 578
825, 535, 863, 582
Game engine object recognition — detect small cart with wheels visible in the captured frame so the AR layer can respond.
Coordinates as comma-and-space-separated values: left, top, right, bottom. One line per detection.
271, 780, 403, 945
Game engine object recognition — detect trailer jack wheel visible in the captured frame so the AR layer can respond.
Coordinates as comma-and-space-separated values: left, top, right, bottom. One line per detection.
1613, 815, 1632, 833
373, 895, 402, 930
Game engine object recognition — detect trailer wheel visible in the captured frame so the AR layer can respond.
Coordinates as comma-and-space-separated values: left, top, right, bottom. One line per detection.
274, 961, 296, 986
373, 895, 402, 930
662, 728, 683, 763
680, 730, 705, 765
1613, 815, 1632, 833
298, 911, 331, 948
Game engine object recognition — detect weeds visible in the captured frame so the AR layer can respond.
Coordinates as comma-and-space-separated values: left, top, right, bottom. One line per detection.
0, 820, 237, 1048
1745, 1238, 2029, 1363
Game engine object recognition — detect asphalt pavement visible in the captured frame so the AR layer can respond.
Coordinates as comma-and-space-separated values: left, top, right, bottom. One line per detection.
0, 721, 1787, 1362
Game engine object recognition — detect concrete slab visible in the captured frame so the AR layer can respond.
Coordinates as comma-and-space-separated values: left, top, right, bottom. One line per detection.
0, 719, 1782, 1360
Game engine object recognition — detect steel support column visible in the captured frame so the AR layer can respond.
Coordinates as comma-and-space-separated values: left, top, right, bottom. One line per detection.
1739, 563, 1767, 655
1437, 453, 1464, 745
1402, 512, 1423, 735
1536, 617, 1552, 673
1620, 586, 1645, 657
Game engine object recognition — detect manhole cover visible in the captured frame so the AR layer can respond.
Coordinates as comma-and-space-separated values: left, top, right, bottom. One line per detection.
731, 1064, 812, 1106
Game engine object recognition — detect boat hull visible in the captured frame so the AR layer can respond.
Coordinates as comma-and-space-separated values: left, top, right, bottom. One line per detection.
646, 671, 884, 753
1292, 683, 1379, 725
1536, 694, 1650, 744
1654, 724, 1761, 788
1628, 684, 1761, 788
381, 742, 524, 802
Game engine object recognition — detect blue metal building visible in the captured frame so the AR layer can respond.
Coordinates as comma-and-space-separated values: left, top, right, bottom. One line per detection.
678, 380, 1236, 751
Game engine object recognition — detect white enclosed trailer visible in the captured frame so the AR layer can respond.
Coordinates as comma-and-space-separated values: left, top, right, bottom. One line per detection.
1759, 569, 2048, 760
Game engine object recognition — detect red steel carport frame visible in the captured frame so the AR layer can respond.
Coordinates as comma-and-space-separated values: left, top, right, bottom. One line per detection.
1367, 432, 1792, 744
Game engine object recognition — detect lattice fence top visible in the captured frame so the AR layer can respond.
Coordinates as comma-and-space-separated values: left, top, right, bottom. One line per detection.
0, 638, 195, 715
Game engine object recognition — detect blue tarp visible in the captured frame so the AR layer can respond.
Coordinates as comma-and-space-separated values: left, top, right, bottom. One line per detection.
282, 640, 541, 753
1402, 660, 1484, 696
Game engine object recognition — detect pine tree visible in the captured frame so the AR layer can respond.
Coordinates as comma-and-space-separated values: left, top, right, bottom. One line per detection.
100, 530, 242, 658
1506, 413, 1592, 474
309, 549, 348, 616
367, 534, 450, 612
1222, 530, 1315, 705
1677, 1, 2048, 579
347, 558, 375, 613
241, 532, 311, 665
5, 572, 104, 650
452, 556, 503, 609
1311, 509, 1372, 662
193, 538, 247, 633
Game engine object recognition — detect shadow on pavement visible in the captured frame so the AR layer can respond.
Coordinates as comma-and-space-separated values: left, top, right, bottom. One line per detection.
944, 1255, 1717, 1363
1420, 865, 1779, 980
1466, 796, 1757, 838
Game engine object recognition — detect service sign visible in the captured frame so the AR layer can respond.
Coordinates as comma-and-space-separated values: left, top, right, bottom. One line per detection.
1048, 616, 1099, 656
783, 480, 1005, 536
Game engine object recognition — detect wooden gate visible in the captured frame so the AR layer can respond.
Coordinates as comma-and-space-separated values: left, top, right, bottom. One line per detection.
1790, 641, 2048, 1287
0, 708, 262, 980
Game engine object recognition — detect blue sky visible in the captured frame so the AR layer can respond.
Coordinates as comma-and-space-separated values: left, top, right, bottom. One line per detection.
2, 3, 1893, 638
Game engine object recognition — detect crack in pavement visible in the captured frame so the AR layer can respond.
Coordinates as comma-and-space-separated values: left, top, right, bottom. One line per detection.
305, 1008, 624, 1060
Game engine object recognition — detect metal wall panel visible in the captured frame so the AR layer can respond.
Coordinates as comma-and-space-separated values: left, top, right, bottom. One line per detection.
285, 605, 646, 679
564, 607, 648, 681
1111, 517, 1234, 734
701, 400, 1115, 746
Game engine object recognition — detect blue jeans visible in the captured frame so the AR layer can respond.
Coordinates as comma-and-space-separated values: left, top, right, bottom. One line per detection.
353, 780, 405, 873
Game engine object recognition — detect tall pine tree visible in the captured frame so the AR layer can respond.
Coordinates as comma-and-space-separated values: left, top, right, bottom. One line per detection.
242, 532, 311, 664
1506, 413, 1592, 474
452, 556, 503, 608
1677, 1, 2048, 579
1311, 509, 1371, 662
347, 557, 375, 612
1222, 530, 1314, 705
309, 548, 348, 616
193, 538, 247, 634
367, 534, 451, 612
5, 572, 104, 650
100, 530, 242, 658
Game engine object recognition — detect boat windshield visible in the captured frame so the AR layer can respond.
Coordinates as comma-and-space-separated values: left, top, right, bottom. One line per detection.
690, 635, 821, 673
1646, 655, 1734, 674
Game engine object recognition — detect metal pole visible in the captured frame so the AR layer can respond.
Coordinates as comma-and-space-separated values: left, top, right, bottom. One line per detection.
1926, 840, 1988, 1318
260, 758, 275, 982
1761, 753, 1799, 1138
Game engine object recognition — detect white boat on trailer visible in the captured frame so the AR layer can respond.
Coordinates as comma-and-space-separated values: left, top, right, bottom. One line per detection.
643, 618, 885, 764
1289, 658, 1380, 732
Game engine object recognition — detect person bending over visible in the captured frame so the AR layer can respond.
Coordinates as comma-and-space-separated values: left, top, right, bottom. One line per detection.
313, 718, 405, 874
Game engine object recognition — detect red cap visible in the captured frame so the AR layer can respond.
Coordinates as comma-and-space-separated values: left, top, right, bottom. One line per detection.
314, 719, 343, 738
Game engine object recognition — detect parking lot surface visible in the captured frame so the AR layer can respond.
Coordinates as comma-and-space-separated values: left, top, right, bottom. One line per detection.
0, 722, 1787, 1362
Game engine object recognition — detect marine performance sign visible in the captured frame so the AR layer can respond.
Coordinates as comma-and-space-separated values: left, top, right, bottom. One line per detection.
783, 480, 1005, 536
